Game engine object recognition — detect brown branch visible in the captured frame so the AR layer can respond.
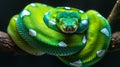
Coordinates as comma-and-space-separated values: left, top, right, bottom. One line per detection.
0, 31, 29, 55
108, 32, 120, 52
0, 0, 120, 55
107, 0, 120, 24
107, 0, 120, 52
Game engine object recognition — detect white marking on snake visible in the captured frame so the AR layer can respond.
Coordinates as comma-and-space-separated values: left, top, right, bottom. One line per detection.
70, 59, 82, 67
21, 10, 30, 18
29, 29, 37, 37
49, 20, 56, 25
97, 49, 105, 57
101, 28, 109, 36
64, 7, 71, 10
82, 20, 88, 25
58, 41, 67, 47
82, 36, 87, 44
97, 14, 103, 17
30, 3, 36, 7
79, 10, 84, 13
14, 17, 17, 21
45, 12, 49, 15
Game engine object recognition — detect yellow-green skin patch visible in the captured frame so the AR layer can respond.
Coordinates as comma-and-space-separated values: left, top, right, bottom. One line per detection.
7, 15, 44, 56
7, 3, 111, 67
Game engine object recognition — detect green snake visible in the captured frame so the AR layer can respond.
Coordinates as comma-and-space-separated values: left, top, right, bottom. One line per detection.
7, 3, 111, 67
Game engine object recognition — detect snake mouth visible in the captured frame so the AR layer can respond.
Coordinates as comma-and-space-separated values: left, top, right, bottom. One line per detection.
62, 27, 77, 33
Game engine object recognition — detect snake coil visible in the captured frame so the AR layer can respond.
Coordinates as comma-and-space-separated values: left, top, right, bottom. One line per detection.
7, 3, 111, 67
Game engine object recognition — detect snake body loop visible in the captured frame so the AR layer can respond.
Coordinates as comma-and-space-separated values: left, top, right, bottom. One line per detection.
7, 3, 111, 67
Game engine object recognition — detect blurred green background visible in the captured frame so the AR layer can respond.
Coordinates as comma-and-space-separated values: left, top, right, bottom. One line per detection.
0, 0, 120, 67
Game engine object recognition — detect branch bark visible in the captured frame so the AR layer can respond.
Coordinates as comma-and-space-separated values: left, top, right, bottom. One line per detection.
107, 0, 120, 24
0, 31, 29, 55
107, 0, 120, 52
0, 0, 120, 55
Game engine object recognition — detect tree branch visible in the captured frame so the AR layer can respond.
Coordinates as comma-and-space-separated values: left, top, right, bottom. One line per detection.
107, 0, 120, 52
107, 0, 120, 24
0, 31, 29, 55
108, 32, 120, 52
0, 0, 120, 55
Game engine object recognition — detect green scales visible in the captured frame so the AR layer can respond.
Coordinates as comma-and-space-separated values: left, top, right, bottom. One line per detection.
7, 3, 111, 67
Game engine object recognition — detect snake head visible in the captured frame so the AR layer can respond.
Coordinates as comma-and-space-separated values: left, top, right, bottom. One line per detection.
56, 12, 80, 33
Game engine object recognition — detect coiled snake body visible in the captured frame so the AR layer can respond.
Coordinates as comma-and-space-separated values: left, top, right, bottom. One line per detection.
7, 3, 111, 67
